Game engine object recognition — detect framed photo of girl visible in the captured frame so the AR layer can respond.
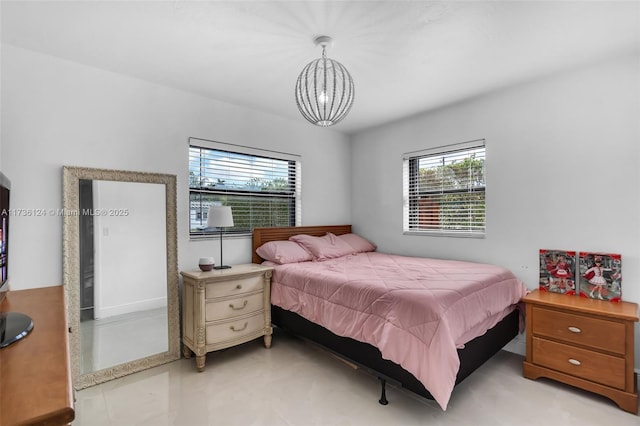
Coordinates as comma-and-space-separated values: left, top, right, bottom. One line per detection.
578, 252, 622, 302
539, 249, 576, 295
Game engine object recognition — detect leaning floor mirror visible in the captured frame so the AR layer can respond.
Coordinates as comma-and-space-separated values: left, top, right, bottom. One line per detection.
63, 166, 180, 389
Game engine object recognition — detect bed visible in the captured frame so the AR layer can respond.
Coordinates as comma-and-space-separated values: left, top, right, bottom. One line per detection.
252, 225, 528, 410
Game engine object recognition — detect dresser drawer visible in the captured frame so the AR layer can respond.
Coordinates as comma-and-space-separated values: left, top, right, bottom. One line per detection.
205, 292, 264, 321
206, 312, 265, 344
205, 274, 263, 298
532, 337, 626, 390
531, 306, 626, 355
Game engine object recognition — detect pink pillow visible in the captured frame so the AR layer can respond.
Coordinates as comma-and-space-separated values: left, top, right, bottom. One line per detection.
256, 240, 313, 264
289, 233, 354, 261
338, 233, 377, 253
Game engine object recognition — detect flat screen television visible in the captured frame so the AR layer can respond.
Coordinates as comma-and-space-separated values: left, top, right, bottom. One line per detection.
0, 172, 34, 348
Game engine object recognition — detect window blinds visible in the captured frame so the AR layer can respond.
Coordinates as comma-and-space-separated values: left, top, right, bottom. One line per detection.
403, 140, 486, 236
189, 141, 300, 236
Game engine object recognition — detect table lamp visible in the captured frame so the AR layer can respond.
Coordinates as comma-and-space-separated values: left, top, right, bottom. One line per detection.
207, 205, 234, 269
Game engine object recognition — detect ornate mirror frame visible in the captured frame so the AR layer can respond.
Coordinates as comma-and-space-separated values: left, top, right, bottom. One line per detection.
62, 166, 180, 389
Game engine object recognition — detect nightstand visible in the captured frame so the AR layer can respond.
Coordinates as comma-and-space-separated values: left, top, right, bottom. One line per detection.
523, 289, 638, 413
181, 264, 273, 371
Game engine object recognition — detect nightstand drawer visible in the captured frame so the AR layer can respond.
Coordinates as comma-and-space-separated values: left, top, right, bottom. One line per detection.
206, 312, 265, 344
531, 306, 625, 355
205, 292, 264, 321
532, 337, 626, 390
205, 274, 263, 298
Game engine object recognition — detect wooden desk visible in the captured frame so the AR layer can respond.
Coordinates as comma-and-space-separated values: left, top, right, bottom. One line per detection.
0, 286, 75, 425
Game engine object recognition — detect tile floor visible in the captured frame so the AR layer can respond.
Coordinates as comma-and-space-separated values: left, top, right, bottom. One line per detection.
74, 329, 639, 426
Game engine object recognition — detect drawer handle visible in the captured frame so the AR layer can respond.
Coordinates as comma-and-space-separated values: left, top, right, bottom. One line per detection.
568, 358, 581, 366
235, 284, 242, 290
568, 326, 582, 333
229, 300, 248, 311
230, 322, 248, 332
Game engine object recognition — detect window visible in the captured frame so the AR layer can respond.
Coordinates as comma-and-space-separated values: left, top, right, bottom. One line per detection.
189, 138, 301, 237
403, 140, 486, 237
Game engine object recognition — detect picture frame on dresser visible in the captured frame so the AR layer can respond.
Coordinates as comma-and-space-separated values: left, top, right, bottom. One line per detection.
539, 249, 576, 295
578, 252, 622, 302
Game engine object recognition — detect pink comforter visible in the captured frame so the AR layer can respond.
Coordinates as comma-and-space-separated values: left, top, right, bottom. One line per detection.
269, 252, 529, 410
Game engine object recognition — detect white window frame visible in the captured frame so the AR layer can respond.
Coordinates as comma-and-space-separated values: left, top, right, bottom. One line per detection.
189, 137, 301, 238
402, 139, 486, 238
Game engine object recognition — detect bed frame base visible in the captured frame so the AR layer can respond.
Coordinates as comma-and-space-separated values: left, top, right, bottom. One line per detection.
378, 378, 389, 405
272, 305, 520, 404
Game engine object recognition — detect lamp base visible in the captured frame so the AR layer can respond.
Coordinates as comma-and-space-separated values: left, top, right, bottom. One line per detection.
214, 265, 232, 270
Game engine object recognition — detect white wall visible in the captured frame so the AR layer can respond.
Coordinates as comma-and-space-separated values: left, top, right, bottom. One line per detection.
351, 52, 640, 364
0, 45, 351, 290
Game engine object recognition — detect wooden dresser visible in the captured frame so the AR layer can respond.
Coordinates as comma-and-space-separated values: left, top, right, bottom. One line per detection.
523, 289, 638, 413
0, 286, 75, 425
181, 264, 273, 371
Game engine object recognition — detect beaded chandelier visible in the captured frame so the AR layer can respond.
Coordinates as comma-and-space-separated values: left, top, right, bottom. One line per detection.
295, 36, 355, 127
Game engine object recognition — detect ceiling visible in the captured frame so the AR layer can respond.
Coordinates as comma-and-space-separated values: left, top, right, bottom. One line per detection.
2, 1, 638, 134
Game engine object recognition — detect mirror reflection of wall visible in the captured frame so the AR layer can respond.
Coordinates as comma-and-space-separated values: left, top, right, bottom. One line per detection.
78, 180, 168, 375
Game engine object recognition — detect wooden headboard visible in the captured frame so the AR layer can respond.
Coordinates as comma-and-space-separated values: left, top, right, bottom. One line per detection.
252, 225, 352, 264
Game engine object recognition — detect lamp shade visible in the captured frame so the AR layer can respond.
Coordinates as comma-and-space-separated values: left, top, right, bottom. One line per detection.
207, 206, 234, 228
